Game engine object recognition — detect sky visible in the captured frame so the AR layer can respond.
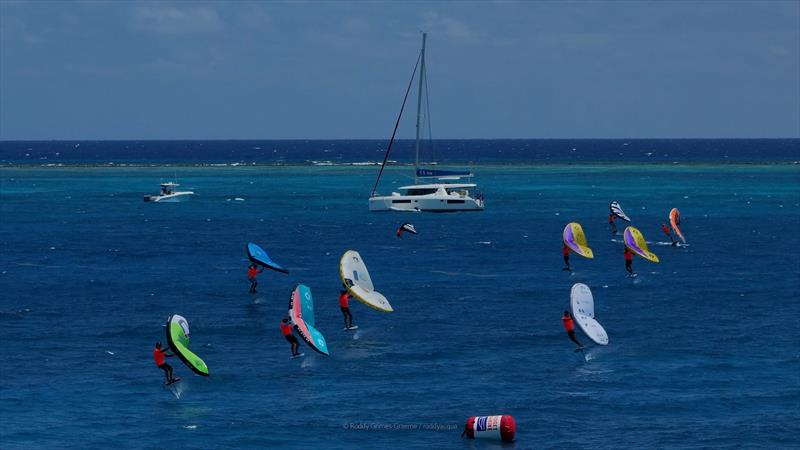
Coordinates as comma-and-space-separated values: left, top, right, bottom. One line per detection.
0, 0, 798, 140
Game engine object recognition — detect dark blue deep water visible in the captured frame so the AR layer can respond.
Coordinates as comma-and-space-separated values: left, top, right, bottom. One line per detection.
1, 140, 799, 448
1, 138, 798, 165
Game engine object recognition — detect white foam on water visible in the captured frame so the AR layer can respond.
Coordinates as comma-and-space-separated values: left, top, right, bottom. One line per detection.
169, 381, 185, 399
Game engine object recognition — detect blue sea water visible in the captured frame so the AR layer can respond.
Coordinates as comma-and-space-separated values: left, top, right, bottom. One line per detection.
1, 138, 799, 165
1, 140, 799, 448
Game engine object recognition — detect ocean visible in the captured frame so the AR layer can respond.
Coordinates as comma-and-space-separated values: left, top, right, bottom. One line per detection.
1, 138, 798, 166
1, 139, 799, 448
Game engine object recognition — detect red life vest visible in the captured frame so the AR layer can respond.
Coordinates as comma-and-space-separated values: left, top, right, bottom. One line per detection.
624, 248, 633, 261
153, 348, 165, 366
280, 322, 293, 336
562, 246, 570, 257
247, 267, 258, 279
661, 224, 671, 236
562, 316, 574, 332
608, 214, 615, 223
338, 292, 349, 308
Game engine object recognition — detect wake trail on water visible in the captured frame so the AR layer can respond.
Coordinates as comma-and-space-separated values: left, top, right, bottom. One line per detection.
430, 270, 495, 278
167, 381, 186, 399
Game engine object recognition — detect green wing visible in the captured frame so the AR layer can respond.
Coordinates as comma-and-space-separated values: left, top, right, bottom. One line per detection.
168, 319, 209, 376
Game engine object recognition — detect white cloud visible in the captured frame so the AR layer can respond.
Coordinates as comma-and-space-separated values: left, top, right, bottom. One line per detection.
131, 5, 224, 35
421, 11, 478, 43
440, 17, 472, 40
305, 17, 374, 50
239, 4, 271, 30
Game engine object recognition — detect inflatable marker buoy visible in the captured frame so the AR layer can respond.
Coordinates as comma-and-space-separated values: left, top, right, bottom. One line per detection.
461, 415, 515, 442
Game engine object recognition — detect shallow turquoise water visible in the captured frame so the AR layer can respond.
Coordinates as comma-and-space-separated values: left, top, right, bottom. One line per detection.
1, 165, 799, 448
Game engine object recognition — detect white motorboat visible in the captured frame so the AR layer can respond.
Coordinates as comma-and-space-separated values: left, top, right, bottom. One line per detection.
144, 182, 194, 202
369, 33, 484, 212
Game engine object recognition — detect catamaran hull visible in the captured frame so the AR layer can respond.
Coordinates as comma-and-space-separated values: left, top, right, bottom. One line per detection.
369, 195, 484, 212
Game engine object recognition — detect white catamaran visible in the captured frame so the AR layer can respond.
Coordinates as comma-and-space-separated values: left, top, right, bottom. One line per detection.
368, 33, 484, 213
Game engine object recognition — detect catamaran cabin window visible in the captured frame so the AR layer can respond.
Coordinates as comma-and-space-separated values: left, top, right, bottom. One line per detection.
406, 188, 438, 196
392, 200, 412, 204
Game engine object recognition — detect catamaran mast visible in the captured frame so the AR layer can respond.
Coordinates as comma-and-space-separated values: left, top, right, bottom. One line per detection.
414, 32, 426, 184
369, 50, 421, 197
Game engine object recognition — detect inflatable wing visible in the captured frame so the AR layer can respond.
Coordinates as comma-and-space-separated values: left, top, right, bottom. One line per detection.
610, 201, 631, 222
570, 283, 608, 345
166, 314, 209, 376
624, 226, 659, 263
669, 208, 685, 243
339, 250, 393, 312
288, 285, 329, 356
400, 223, 417, 234
563, 222, 594, 259
247, 242, 289, 274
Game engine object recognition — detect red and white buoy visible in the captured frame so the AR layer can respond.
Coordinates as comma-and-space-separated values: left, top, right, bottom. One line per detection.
462, 415, 515, 442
